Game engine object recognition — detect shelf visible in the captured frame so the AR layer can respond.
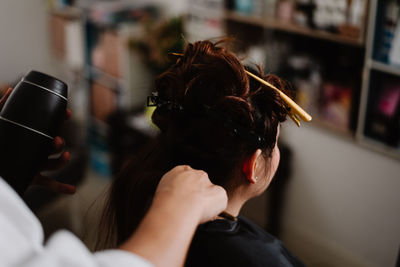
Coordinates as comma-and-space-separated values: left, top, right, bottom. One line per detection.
50, 7, 82, 19
359, 136, 400, 161
224, 11, 365, 47
86, 65, 124, 89
311, 118, 355, 140
368, 60, 400, 77
311, 118, 400, 160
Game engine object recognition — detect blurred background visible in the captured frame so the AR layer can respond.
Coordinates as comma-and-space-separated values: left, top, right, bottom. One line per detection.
1, 0, 400, 266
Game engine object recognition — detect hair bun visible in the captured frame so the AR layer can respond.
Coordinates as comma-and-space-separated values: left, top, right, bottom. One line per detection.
152, 40, 288, 156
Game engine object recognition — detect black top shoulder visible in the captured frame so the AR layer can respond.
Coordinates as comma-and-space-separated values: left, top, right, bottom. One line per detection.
185, 216, 306, 267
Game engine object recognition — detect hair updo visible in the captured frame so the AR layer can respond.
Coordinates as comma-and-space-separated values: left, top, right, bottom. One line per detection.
99, 40, 289, 247
152, 40, 287, 166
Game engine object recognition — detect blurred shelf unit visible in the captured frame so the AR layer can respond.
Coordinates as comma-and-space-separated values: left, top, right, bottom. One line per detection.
185, 0, 226, 41
225, 0, 368, 44
357, 0, 400, 160
221, 0, 366, 133
49, 3, 161, 175
49, 7, 85, 70
368, 59, 400, 76
49, 0, 400, 160
48, 7, 90, 127
50, 3, 159, 120
224, 10, 365, 47
218, 0, 400, 159
85, 5, 160, 123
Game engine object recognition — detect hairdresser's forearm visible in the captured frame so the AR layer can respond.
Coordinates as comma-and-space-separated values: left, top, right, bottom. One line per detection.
119, 192, 201, 267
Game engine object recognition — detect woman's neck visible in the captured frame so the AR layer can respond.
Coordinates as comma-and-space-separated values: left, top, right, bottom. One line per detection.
223, 190, 249, 217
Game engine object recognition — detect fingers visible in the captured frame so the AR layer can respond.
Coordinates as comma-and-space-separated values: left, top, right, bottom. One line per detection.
0, 88, 13, 109
33, 175, 76, 194
156, 165, 228, 224
53, 136, 66, 154
42, 151, 70, 171
199, 183, 228, 224
65, 108, 72, 120
180, 167, 228, 223
40, 135, 69, 172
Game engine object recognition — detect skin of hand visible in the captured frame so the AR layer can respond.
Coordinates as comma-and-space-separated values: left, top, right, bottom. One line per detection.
0, 88, 75, 194
120, 165, 228, 267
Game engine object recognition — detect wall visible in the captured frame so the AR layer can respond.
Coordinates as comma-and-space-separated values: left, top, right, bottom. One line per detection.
281, 124, 400, 267
0, 0, 51, 84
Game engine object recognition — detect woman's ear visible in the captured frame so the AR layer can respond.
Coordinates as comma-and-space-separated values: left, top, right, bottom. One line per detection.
242, 149, 262, 184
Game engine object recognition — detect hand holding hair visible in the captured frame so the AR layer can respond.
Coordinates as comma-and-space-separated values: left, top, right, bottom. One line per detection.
154, 165, 228, 223
120, 165, 227, 267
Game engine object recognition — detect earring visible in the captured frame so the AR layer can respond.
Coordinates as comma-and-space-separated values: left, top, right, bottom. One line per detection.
254, 176, 258, 182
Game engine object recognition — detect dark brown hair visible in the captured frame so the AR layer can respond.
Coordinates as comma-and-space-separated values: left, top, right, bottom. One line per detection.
97, 40, 289, 248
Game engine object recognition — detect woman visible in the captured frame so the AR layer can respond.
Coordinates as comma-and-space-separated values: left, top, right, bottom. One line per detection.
99, 40, 306, 266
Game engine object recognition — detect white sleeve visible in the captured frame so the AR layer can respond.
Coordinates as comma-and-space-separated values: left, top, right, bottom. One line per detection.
15, 230, 153, 267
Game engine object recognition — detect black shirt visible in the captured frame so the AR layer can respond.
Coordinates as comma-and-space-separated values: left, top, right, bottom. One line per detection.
185, 216, 306, 267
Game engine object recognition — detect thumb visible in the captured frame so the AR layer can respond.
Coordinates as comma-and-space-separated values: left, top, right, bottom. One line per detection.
32, 175, 76, 195
199, 184, 228, 224
0, 88, 12, 110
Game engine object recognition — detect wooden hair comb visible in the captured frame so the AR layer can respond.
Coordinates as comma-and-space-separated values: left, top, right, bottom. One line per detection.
245, 70, 312, 127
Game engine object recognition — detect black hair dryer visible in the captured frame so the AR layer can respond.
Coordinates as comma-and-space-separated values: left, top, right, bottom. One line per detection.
0, 71, 68, 195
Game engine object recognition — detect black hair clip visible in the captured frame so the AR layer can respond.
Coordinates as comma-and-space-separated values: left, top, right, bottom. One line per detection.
147, 95, 184, 112
202, 105, 266, 147
147, 95, 158, 107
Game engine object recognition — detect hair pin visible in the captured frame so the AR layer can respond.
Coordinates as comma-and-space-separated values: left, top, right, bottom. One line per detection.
245, 71, 312, 127
169, 52, 312, 127
147, 95, 158, 107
